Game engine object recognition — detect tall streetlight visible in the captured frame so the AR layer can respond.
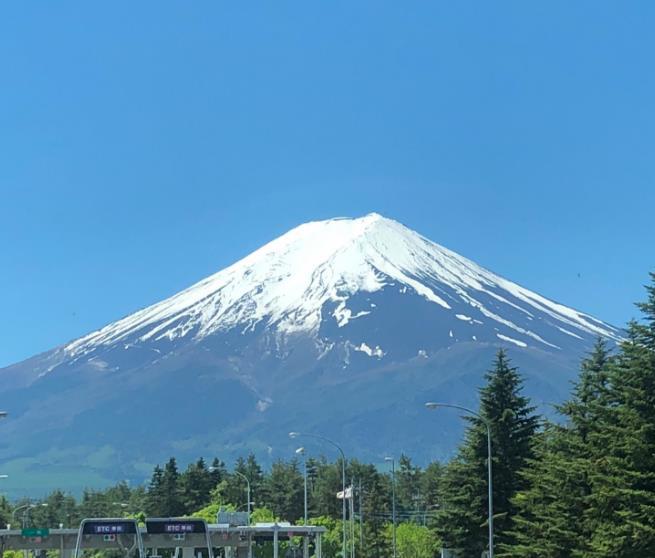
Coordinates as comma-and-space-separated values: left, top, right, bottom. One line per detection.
234, 470, 252, 558
209, 466, 253, 558
295, 447, 308, 525
208, 466, 252, 521
233, 471, 252, 523
384, 457, 397, 558
13, 503, 48, 529
425, 402, 494, 558
289, 432, 347, 558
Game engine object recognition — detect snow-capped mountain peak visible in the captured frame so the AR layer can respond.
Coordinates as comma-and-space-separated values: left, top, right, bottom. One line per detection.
66, 213, 619, 357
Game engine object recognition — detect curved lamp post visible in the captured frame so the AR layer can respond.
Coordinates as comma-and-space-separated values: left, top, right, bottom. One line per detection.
425, 402, 494, 558
290, 432, 347, 558
209, 466, 252, 558
232, 471, 252, 523
233, 470, 252, 558
13, 503, 48, 529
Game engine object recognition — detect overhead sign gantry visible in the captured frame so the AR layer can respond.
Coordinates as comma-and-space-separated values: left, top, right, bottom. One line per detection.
74, 519, 143, 558
145, 518, 213, 558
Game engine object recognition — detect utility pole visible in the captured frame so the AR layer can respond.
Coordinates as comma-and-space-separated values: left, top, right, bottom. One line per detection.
358, 479, 363, 550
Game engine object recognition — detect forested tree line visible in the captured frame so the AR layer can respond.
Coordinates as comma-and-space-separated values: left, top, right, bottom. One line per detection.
3, 273, 654, 557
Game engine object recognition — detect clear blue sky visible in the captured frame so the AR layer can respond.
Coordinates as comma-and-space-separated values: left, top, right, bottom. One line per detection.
1, 2, 653, 367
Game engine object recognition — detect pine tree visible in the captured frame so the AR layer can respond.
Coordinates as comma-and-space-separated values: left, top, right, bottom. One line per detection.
209, 457, 227, 487
586, 318, 655, 556
310, 456, 344, 519
158, 458, 184, 516
181, 457, 214, 513
437, 350, 539, 556
396, 455, 422, 520
420, 461, 443, 527
265, 459, 304, 521
360, 466, 391, 558
146, 465, 165, 516
508, 339, 612, 558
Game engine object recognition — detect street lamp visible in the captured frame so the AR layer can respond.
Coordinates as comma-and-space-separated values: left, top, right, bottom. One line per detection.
295, 447, 308, 525
425, 402, 494, 558
384, 457, 397, 558
232, 471, 252, 523
13, 503, 48, 528
232, 469, 252, 558
290, 431, 347, 558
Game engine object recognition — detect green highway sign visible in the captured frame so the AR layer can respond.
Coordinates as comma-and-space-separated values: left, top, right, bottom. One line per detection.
21, 528, 49, 537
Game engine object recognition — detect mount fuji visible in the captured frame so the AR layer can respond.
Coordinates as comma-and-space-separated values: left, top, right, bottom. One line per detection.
0, 214, 620, 494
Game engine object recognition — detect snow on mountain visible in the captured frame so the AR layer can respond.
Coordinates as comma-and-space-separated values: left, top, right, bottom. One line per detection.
0, 213, 623, 494
66, 213, 619, 359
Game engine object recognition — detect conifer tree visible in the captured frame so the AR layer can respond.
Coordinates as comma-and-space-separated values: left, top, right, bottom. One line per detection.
145, 465, 166, 516
396, 454, 422, 518
508, 339, 612, 558
181, 457, 214, 513
265, 459, 304, 521
160, 457, 185, 516
586, 293, 655, 556
437, 350, 539, 556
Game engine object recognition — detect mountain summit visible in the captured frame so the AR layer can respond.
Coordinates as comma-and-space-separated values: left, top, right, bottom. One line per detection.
67, 213, 616, 359
0, 214, 619, 495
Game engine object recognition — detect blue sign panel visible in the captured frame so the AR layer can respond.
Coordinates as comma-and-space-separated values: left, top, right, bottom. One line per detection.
82, 520, 138, 535
145, 519, 206, 534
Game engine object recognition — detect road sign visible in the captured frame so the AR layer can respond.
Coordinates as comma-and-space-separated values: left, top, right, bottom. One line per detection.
145, 518, 207, 534
82, 520, 138, 535
21, 528, 49, 537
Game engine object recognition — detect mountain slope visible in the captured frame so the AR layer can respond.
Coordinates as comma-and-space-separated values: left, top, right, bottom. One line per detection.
0, 214, 619, 496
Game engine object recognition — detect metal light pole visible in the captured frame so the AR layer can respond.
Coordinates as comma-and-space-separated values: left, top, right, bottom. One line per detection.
425, 402, 494, 558
290, 432, 347, 558
232, 471, 252, 522
13, 503, 47, 558
295, 447, 308, 525
384, 457, 397, 558
13, 503, 48, 529
234, 470, 252, 558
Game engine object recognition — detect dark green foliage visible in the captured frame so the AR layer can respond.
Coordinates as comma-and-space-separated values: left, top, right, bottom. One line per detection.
420, 461, 444, 527
11, 273, 655, 557
265, 459, 304, 521
509, 273, 655, 557
437, 350, 540, 556
508, 338, 612, 557
358, 464, 391, 558
585, 329, 655, 555
181, 458, 214, 513
396, 454, 422, 518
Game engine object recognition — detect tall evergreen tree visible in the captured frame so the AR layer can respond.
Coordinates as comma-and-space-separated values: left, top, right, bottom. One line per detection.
420, 461, 444, 527
586, 314, 655, 555
395, 454, 422, 519
145, 465, 165, 516
437, 350, 539, 556
181, 457, 214, 513
359, 466, 391, 558
508, 339, 612, 558
159, 457, 185, 516
265, 459, 304, 521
